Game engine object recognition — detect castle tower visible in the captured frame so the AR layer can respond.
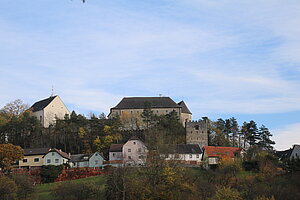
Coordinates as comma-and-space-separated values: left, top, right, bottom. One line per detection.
186, 119, 208, 147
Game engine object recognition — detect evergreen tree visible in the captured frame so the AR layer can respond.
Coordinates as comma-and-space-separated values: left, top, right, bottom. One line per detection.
257, 125, 275, 151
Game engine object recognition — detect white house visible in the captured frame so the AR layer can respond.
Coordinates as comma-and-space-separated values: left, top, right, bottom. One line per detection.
122, 137, 147, 166
30, 95, 70, 128
69, 152, 104, 168
43, 148, 70, 166
164, 144, 203, 165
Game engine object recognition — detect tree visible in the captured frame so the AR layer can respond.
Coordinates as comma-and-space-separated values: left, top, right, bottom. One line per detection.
257, 125, 275, 151
243, 120, 259, 147
40, 165, 64, 183
0, 143, 23, 173
141, 101, 155, 129
0, 99, 29, 119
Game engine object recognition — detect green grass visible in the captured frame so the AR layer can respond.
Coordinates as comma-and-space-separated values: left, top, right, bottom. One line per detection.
29, 175, 106, 200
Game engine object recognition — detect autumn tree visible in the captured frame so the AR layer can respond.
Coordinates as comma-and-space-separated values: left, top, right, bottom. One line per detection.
0, 99, 29, 120
0, 143, 23, 173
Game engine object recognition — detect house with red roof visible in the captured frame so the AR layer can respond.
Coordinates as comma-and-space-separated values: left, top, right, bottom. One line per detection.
202, 146, 244, 168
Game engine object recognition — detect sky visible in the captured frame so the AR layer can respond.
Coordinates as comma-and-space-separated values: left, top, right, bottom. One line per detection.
0, 0, 300, 150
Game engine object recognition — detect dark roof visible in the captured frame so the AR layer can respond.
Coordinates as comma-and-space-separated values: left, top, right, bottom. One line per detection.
129, 136, 139, 141
70, 152, 103, 162
70, 154, 91, 162
177, 101, 192, 114
109, 144, 123, 152
168, 144, 202, 154
112, 97, 181, 109
24, 148, 50, 156
275, 149, 292, 161
31, 96, 57, 112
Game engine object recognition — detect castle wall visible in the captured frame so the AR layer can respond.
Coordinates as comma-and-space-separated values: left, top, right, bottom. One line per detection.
186, 120, 208, 147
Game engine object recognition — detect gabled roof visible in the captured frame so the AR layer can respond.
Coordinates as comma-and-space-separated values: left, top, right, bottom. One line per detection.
109, 144, 123, 152
112, 97, 181, 109
168, 144, 202, 154
70, 152, 103, 162
24, 148, 50, 156
70, 154, 91, 162
31, 96, 57, 112
203, 146, 242, 159
276, 144, 300, 160
177, 101, 192, 114
45, 148, 70, 159
275, 149, 292, 161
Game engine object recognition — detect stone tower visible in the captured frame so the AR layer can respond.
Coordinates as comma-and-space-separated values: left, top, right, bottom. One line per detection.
186, 118, 208, 147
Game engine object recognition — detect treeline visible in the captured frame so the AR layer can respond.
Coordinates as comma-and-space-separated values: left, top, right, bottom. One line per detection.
208, 117, 275, 151
0, 99, 275, 158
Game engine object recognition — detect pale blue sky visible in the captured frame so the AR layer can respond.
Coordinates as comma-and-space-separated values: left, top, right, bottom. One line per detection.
1, 0, 300, 150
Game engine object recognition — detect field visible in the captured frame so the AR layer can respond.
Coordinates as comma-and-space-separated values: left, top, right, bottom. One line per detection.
29, 175, 106, 200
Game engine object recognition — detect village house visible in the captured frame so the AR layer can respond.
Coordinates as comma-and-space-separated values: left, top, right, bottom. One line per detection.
107, 97, 192, 130
202, 146, 244, 168
276, 144, 300, 161
109, 144, 124, 167
43, 148, 70, 166
123, 137, 148, 166
69, 152, 104, 168
18, 148, 50, 169
30, 95, 70, 128
164, 144, 203, 165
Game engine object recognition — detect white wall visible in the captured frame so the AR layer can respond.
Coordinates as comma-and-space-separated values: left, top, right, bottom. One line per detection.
43, 96, 70, 127
44, 151, 69, 165
123, 139, 147, 166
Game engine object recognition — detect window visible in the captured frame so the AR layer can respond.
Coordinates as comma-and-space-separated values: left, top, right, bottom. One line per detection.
39, 116, 42, 121
195, 125, 199, 130
133, 142, 136, 145
112, 153, 116, 157
52, 153, 55, 156
128, 156, 131, 159
95, 160, 98, 165
196, 154, 199, 158
189, 154, 192, 158
47, 159, 51, 163
166, 110, 168, 113
128, 149, 131, 152
138, 148, 141, 152
55, 159, 59, 163
23, 159, 27, 163
34, 158, 39, 162
138, 156, 141, 159
157, 110, 159, 113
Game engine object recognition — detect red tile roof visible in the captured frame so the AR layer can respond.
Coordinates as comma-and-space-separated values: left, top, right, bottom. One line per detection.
203, 146, 242, 159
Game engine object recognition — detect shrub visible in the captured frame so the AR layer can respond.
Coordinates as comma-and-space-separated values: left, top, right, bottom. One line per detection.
52, 181, 98, 200
10, 173, 34, 199
0, 176, 17, 200
209, 186, 243, 200
40, 165, 64, 183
